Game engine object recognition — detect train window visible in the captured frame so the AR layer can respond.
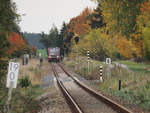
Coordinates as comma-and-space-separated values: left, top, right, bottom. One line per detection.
49, 48, 59, 55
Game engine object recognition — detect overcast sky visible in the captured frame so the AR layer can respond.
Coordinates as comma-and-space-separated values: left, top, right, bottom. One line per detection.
14, 0, 97, 33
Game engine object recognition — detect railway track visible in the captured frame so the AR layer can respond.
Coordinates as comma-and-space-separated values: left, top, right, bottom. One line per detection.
51, 63, 133, 113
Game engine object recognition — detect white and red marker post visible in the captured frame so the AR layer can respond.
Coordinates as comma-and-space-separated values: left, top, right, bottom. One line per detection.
99, 65, 103, 82
87, 51, 90, 74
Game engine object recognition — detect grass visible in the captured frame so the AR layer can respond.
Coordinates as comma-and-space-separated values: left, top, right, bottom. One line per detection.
63, 56, 103, 79
19, 58, 50, 85
10, 85, 43, 113
24, 85, 44, 98
119, 60, 150, 73
38, 49, 48, 58
63, 56, 150, 111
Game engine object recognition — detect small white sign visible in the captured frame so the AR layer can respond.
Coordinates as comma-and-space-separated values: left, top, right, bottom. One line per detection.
39, 53, 41, 57
106, 58, 111, 64
6, 62, 20, 88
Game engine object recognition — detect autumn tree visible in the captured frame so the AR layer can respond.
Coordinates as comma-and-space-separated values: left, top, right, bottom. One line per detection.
62, 8, 91, 55
91, 0, 145, 59
7, 32, 27, 56
30, 46, 37, 56
73, 8, 91, 36
76, 29, 118, 60
100, 0, 144, 37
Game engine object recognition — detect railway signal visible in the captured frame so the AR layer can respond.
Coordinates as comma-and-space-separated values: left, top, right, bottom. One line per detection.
74, 36, 80, 70
74, 36, 79, 44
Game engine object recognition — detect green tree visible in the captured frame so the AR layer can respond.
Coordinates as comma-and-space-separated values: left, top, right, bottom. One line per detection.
48, 25, 59, 47
59, 22, 67, 55
40, 24, 60, 48
40, 32, 49, 48
89, 3, 105, 29
142, 24, 150, 60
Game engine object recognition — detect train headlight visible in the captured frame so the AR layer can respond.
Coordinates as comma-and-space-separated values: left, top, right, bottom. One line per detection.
57, 56, 59, 58
49, 56, 51, 58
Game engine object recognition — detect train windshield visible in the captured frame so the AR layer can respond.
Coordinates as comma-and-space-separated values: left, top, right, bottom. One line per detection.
49, 48, 59, 55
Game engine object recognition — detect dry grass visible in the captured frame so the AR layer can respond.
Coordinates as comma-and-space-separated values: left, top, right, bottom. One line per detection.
17, 58, 50, 85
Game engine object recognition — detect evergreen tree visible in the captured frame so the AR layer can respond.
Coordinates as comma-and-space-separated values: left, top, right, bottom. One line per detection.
40, 24, 60, 48
89, 3, 105, 29
40, 32, 49, 48
59, 22, 68, 55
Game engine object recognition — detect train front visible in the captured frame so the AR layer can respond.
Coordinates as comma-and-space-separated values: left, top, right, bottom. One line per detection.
48, 47, 60, 62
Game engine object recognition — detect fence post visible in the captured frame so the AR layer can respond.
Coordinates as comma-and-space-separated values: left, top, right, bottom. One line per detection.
87, 51, 90, 74
119, 80, 121, 90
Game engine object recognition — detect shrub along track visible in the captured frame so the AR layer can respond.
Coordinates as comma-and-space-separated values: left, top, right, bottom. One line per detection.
51, 63, 133, 113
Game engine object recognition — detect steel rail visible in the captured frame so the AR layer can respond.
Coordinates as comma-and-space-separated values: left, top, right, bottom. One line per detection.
51, 63, 84, 113
58, 63, 133, 113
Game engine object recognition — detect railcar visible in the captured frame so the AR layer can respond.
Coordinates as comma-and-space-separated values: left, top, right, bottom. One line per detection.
48, 47, 60, 62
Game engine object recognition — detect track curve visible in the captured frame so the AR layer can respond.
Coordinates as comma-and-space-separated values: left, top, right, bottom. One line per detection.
51, 63, 133, 113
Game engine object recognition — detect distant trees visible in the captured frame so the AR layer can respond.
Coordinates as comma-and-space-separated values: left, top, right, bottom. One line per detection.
40, 24, 63, 49
23, 32, 44, 49
40, 32, 49, 49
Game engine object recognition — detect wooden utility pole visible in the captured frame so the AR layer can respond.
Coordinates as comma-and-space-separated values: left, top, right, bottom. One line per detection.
7, 81, 13, 113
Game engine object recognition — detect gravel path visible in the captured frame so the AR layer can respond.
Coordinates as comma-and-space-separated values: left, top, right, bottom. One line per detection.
37, 62, 71, 113
37, 86, 71, 113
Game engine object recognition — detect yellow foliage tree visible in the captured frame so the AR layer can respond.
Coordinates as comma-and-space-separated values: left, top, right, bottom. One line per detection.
76, 29, 118, 60
116, 35, 137, 59
136, 0, 150, 60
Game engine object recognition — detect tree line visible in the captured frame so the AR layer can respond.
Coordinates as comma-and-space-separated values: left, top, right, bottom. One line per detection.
41, 0, 150, 61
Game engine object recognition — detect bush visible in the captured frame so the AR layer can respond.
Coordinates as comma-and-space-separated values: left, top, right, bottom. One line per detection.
19, 76, 31, 88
